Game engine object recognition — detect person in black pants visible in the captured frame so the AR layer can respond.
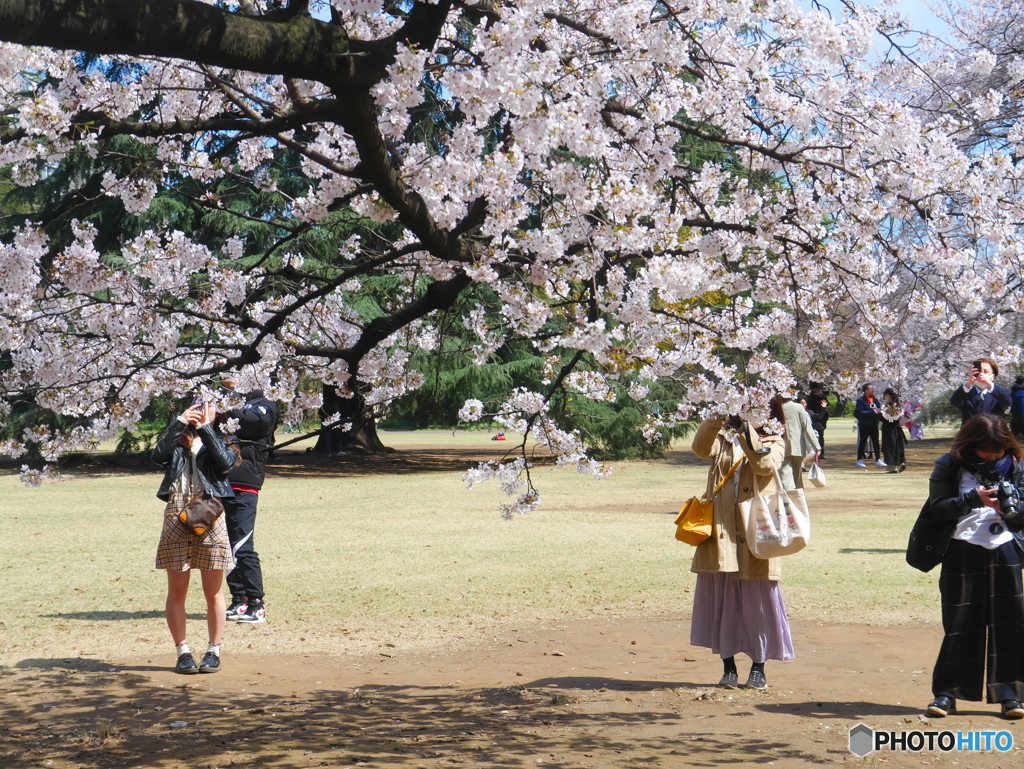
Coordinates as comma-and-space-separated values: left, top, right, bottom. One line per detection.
923, 414, 1024, 720
221, 377, 279, 624
854, 383, 883, 467
880, 388, 907, 472
805, 384, 829, 461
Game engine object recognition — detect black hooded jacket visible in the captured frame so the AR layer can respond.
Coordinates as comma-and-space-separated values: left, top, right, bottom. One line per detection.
227, 389, 279, 489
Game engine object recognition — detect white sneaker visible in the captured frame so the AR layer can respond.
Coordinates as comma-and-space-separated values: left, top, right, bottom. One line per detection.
856, 460, 866, 468
876, 459, 887, 467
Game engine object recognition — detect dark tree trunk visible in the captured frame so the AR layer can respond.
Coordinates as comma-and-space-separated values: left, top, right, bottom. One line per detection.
313, 383, 394, 455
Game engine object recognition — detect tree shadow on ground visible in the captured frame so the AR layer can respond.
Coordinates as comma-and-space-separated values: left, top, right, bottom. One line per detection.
42, 610, 198, 621
1, 663, 838, 768
754, 700, 923, 719
267, 447, 556, 479
1, 445, 554, 481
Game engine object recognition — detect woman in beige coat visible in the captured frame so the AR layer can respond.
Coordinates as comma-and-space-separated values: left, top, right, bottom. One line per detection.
689, 409, 795, 689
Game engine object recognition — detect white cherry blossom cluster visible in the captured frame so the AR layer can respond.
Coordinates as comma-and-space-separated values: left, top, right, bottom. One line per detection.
2, 0, 1024, 512
461, 457, 540, 519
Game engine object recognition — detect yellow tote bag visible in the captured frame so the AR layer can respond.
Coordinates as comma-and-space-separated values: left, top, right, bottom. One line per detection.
674, 458, 743, 546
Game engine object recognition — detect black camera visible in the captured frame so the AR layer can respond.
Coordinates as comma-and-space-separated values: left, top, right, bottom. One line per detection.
993, 480, 1021, 521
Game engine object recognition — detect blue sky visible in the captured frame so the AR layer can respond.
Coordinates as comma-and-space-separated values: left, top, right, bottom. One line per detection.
886, 0, 945, 33
806, 0, 950, 36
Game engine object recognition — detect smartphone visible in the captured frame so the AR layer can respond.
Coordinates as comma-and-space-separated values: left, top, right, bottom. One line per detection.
190, 394, 206, 409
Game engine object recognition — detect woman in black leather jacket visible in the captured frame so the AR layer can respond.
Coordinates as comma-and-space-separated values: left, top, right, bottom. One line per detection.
151, 403, 239, 675
925, 414, 1024, 720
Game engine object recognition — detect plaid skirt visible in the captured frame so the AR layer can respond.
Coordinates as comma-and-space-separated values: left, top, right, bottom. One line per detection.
155, 493, 234, 572
933, 538, 1024, 702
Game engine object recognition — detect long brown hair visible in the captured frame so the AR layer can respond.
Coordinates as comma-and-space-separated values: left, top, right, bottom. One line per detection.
768, 395, 787, 427
950, 414, 1021, 461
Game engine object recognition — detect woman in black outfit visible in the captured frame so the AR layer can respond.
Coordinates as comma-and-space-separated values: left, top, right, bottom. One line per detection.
925, 414, 1024, 719
880, 388, 907, 472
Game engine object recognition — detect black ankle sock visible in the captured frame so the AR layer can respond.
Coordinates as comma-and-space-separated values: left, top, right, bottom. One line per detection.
751, 661, 765, 674
722, 656, 737, 674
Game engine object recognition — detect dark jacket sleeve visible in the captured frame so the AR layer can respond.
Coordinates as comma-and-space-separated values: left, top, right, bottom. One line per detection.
197, 424, 239, 475
151, 418, 187, 467
928, 454, 982, 522
995, 384, 1012, 415
949, 386, 969, 410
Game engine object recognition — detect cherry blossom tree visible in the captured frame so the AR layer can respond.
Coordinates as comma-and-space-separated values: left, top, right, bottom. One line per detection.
1, 0, 1022, 513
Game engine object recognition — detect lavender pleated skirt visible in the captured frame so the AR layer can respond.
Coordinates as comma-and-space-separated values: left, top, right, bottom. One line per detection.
690, 572, 795, 662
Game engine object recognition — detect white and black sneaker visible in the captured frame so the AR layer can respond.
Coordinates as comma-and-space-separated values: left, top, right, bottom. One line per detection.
237, 599, 266, 624
226, 598, 248, 621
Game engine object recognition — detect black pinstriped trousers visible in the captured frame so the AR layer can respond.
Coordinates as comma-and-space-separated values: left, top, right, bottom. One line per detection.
932, 538, 1024, 703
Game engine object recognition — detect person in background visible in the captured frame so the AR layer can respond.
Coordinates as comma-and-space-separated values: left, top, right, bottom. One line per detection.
950, 358, 1011, 424
854, 384, 883, 468
222, 375, 279, 625
152, 401, 238, 674
779, 394, 820, 490
804, 384, 830, 461
689, 402, 794, 691
923, 414, 1024, 720
880, 388, 907, 473
903, 399, 926, 441
1010, 376, 1024, 440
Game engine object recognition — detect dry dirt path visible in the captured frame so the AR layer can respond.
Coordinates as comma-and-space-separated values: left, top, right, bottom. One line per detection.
3, 615, 1019, 768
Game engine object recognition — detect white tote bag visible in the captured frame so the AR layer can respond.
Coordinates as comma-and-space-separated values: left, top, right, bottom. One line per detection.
741, 466, 811, 558
807, 462, 827, 488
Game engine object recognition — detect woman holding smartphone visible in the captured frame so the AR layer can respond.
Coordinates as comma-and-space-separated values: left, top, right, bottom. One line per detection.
689, 400, 794, 690
151, 401, 239, 674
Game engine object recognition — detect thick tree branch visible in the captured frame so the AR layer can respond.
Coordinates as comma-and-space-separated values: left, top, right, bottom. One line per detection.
0, 0, 361, 85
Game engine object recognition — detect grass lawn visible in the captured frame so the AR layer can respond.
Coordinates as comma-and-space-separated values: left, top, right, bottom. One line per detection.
0, 417, 959, 666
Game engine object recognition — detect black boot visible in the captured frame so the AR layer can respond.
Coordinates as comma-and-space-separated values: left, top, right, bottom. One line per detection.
718, 656, 738, 688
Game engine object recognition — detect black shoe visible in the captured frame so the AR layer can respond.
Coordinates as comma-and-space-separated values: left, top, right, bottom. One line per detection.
745, 668, 767, 690
1002, 700, 1024, 719
718, 670, 738, 689
927, 696, 955, 717
198, 651, 221, 673
225, 598, 248, 621
174, 652, 199, 674
237, 599, 266, 624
